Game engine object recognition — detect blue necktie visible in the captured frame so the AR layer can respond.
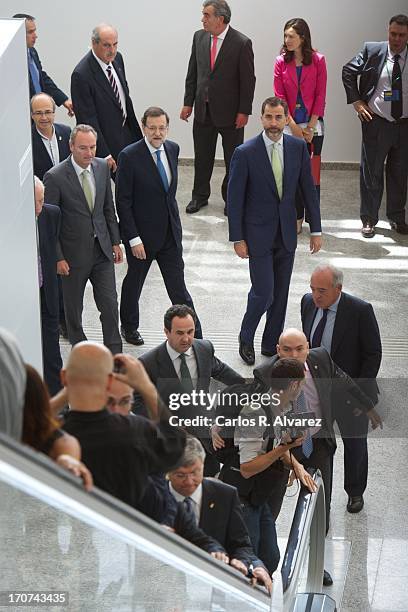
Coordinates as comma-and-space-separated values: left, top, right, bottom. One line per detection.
155, 150, 169, 191
28, 49, 41, 94
183, 497, 196, 523
311, 309, 329, 348
294, 391, 313, 458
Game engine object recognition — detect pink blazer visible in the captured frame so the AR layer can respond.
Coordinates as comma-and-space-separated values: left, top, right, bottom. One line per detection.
274, 52, 327, 119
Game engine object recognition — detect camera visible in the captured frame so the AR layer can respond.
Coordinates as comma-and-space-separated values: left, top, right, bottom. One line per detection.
280, 410, 315, 442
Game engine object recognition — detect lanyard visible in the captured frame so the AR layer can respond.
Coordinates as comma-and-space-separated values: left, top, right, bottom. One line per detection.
385, 46, 408, 87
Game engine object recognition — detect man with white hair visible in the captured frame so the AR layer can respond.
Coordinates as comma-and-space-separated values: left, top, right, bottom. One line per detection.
301, 264, 382, 513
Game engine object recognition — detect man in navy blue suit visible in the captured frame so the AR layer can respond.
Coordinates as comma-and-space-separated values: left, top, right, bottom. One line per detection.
13, 14, 73, 116
35, 177, 63, 395
228, 96, 322, 365
116, 107, 202, 345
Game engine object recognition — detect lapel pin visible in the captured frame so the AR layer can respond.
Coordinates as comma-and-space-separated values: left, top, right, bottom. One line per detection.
209, 502, 215, 509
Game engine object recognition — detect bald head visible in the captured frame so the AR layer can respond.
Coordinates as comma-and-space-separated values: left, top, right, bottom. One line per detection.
277, 328, 309, 364
92, 24, 118, 64
65, 342, 113, 387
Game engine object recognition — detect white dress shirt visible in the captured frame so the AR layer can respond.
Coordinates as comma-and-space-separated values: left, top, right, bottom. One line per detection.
369, 45, 408, 121
37, 126, 60, 166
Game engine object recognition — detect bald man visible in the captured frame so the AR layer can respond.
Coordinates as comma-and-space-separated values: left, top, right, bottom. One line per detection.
71, 24, 142, 173
62, 343, 185, 509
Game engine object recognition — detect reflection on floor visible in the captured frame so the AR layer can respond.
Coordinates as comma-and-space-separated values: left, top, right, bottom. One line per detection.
60, 165, 408, 611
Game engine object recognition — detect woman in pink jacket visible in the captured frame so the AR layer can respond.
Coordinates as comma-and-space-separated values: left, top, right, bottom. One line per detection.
274, 18, 327, 233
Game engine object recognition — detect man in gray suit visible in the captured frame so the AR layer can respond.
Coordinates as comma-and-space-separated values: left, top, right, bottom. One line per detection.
43, 124, 123, 354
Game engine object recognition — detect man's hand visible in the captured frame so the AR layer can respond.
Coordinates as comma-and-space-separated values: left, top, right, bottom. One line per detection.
310, 236, 322, 254
367, 408, 383, 430
113, 245, 123, 264
211, 551, 229, 564
235, 113, 249, 129
63, 99, 75, 117
211, 424, 225, 450
57, 259, 70, 276
289, 465, 318, 493
234, 240, 249, 259
352, 100, 373, 122
56, 455, 93, 491
106, 155, 117, 172
180, 106, 193, 121
230, 558, 248, 576
131, 243, 146, 260
252, 567, 273, 594
113, 353, 154, 390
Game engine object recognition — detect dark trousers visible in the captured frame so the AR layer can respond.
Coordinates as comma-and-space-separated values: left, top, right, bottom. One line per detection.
62, 239, 122, 354
240, 227, 295, 352
241, 500, 280, 574
335, 407, 369, 497
120, 228, 202, 337
40, 288, 62, 396
296, 134, 324, 220
360, 116, 408, 224
192, 106, 244, 204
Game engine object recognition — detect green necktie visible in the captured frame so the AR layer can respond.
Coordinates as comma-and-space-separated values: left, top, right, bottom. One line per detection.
81, 169, 94, 212
271, 143, 283, 199
179, 353, 194, 394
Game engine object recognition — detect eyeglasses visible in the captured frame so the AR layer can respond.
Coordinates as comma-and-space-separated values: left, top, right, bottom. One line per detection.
107, 396, 134, 408
172, 469, 202, 480
32, 110, 55, 117
144, 125, 168, 134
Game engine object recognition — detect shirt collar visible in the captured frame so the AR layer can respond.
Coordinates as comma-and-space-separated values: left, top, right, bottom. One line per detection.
71, 156, 92, 178
166, 341, 194, 362
169, 481, 203, 506
144, 136, 165, 155
262, 130, 284, 148
387, 45, 408, 60
37, 125, 55, 142
212, 24, 229, 41
92, 48, 114, 72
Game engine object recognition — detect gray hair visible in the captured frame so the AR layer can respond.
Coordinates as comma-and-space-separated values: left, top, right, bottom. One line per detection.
313, 264, 344, 287
203, 0, 231, 23
70, 124, 97, 145
176, 436, 206, 467
91, 24, 117, 44
0, 328, 26, 441
30, 93, 56, 113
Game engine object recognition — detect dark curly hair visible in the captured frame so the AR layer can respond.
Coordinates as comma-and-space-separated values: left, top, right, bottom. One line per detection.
281, 18, 314, 66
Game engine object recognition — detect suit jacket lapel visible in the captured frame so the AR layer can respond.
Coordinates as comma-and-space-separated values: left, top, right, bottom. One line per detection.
282, 134, 296, 196
330, 293, 348, 357
89, 52, 121, 109
212, 27, 233, 72
254, 134, 278, 197
199, 480, 215, 525
65, 158, 92, 216
164, 142, 177, 190
287, 59, 299, 89
304, 300, 317, 342
141, 140, 168, 191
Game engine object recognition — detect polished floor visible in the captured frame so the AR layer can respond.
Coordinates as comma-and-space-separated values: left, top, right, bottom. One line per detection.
61, 164, 408, 612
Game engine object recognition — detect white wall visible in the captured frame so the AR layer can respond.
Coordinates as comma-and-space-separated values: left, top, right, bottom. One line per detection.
2, 1, 407, 161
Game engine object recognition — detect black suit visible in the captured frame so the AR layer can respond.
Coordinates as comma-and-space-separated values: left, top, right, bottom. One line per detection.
71, 51, 142, 162
301, 291, 382, 496
116, 138, 201, 335
183, 26, 256, 204
254, 348, 374, 530
342, 41, 408, 225
37, 204, 63, 395
28, 47, 68, 106
31, 124, 71, 180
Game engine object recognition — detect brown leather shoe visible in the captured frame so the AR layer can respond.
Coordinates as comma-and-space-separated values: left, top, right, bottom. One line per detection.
390, 220, 408, 235
361, 222, 375, 238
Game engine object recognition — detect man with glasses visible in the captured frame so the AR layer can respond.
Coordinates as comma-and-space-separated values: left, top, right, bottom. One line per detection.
116, 107, 202, 345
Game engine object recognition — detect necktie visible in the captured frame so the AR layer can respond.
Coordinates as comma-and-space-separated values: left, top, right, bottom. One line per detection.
81, 169, 94, 212
155, 150, 169, 191
106, 65, 126, 123
271, 143, 283, 199
391, 54, 403, 120
311, 309, 329, 348
28, 49, 41, 94
210, 35, 218, 70
179, 353, 194, 394
183, 497, 196, 523
294, 391, 313, 458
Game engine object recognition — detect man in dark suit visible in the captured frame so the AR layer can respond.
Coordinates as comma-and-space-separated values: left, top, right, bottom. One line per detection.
301, 264, 382, 513
168, 437, 272, 592
34, 177, 63, 395
180, 0, 255, 214
116, 106, 202, 345
134, 304, 244, 474
43, 124, 123, 354
71, 24, 142, 175
228, 97, 322, 366
31, 94, 71, 180
13, 14, 73, 116
342, 14, 408, 238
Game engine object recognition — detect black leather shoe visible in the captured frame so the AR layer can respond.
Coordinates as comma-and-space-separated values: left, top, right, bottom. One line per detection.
239, 335, 255, 365
121, 327, 144, 346
261, 348, 274, 357
186, 199, 208, 214
323, 569, 333, 586
59, 321, 68, 339
390, 220, 408, 235
361, 221, 375, 238
347, 495, 364, 513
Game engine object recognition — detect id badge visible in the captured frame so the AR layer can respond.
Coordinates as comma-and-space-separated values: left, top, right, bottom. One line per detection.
384, 90, 400, 102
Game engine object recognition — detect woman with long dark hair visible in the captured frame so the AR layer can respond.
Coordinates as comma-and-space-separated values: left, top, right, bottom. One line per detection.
274, 18, 327, 233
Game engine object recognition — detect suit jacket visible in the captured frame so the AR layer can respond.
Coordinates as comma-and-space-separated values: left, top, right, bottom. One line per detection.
28, 47, 68, 106
274, 52, 327, 118
301, 292, 382, 402
228, 133, 321, 253
43, 156, 120, 267
31, 123, 71, 181
342, 41, 387, 104
116, 139, 182, 253
184, 27, 256, 126
71, 51, 142, 160
254, 347, 375, 446
37, 203, 61, 316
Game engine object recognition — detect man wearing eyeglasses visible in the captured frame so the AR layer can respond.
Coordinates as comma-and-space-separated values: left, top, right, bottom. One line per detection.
116, 106, 202, 346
